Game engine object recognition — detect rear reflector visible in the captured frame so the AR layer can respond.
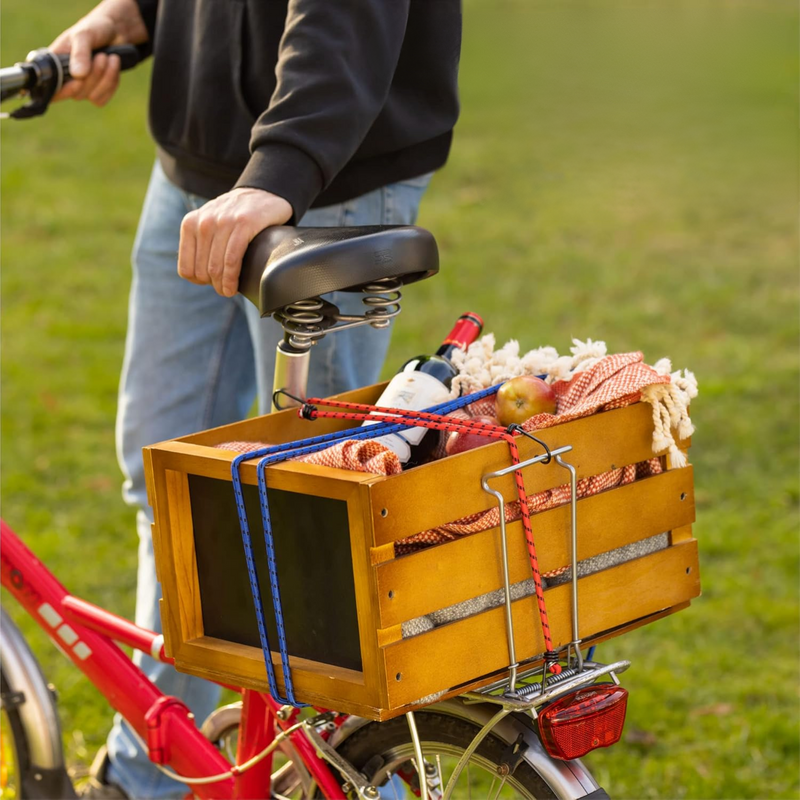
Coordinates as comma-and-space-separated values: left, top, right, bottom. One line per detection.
538, 683, 628, 760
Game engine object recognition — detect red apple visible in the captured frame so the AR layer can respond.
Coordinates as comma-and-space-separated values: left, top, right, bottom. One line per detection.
445, 416, 500, 456
495, 375, 557, 426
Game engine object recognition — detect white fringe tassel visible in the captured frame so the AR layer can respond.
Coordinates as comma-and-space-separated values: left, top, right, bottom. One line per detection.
450, 337, 697, 463
640, 366, 697, 468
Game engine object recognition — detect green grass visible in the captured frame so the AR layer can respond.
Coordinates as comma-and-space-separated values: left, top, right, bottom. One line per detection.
2, 1, 798, 797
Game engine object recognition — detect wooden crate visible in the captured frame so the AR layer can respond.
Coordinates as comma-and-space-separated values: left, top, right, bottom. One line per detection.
144, 383, 700, 721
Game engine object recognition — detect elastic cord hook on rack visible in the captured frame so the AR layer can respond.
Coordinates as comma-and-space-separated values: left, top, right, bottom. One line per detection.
508, 424, 553, 464
272, 388, 307, 411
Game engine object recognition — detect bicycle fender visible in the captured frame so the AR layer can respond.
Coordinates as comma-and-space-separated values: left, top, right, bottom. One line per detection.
1, 607, 76, 797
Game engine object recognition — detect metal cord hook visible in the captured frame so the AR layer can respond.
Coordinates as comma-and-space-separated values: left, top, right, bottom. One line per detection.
272, 388, 307, 411
506, 424, 553, 463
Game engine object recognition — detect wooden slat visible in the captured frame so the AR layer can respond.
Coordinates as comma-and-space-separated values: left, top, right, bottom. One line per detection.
147, 450, 185, 658
384, 540, 700, 707
369, 403, 690, 545
148, 441, 379, 489
670, 523, 694, 544
384, 602, 692, 721
174, 383, 387, 447
172, 636, 385, 720
376, 467, 695, 628
164, 471, 204, 642
142, 446, 159, 522
371, 542, 398, 566
346, 482, 389, 711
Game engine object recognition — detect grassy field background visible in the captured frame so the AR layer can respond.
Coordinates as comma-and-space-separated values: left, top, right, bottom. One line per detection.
2, 1, 798, 797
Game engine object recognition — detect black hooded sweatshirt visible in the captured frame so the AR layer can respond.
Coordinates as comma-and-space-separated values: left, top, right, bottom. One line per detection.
135, 0, 462, 221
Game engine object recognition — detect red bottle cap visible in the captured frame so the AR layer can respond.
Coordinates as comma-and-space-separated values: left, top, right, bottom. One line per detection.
442, 312, 484, 349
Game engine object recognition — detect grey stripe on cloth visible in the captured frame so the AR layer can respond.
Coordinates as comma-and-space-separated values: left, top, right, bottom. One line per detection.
401, 532, 670, 640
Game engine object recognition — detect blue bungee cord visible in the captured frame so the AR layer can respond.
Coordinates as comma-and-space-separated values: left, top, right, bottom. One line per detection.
231, 384, 502, 705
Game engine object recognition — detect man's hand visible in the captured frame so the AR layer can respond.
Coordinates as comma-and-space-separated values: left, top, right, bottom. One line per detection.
178, 188, 294, 298
49, 0, 148, 106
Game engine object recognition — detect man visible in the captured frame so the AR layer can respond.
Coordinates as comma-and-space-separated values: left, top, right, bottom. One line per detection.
50, 0, 461, 797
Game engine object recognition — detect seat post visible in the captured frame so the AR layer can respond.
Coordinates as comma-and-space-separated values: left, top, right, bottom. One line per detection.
271, 337, 310, 412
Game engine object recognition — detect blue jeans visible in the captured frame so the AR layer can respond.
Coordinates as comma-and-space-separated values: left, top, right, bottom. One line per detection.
106, 161, 430, 799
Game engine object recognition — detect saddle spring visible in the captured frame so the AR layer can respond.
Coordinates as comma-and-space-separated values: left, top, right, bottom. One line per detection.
274, 278, 403, 352
361, 277, 402, 328
274, 298, 327, 352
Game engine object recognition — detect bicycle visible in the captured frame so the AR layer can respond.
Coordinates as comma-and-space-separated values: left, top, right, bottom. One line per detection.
1, 47, 699, 800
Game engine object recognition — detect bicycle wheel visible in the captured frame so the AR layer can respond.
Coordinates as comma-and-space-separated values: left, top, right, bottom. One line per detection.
201, 703, 316, 798
0, 610, 74, 800
328, 711, 558, 800
1, 673, 26, 800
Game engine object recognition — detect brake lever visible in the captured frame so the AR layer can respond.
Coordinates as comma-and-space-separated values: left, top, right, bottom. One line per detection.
7, 49, 61, 120
4, 45, 143, 120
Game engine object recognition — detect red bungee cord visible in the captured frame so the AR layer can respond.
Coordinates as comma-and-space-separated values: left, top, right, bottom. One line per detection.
299, 396, 562, 675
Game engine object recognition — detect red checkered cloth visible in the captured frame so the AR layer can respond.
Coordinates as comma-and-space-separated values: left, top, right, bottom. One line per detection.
518, 351, 670, 433
215, 438, 402, 475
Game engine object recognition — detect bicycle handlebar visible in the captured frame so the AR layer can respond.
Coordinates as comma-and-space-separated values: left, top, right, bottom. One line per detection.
0, 45, 144, 119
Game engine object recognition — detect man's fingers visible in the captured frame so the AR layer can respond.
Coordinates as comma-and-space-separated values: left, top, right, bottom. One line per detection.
68, 29, 95, 79
87, 54, 120, 106
207, 222, 234, 296
193, 213, 216, 285
178, 214, 199, 283
49, 32, 71, 54
50, 33, 77, 102
221, 226, 253, 298
54, 79, 82, 102
73, 52, 107, 100
176, 190, 293, 294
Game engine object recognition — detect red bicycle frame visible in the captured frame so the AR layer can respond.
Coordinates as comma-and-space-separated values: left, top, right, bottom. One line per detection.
0, 520, 345, 799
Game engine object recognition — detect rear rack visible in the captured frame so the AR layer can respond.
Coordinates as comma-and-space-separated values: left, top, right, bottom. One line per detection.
475, 439, 631, 713
424, 448, 633, 800
465, 659, 631, 714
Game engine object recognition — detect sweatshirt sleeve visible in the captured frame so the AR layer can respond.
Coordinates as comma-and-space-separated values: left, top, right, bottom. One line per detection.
134, 0, 158, 44
234, 0, 411, 222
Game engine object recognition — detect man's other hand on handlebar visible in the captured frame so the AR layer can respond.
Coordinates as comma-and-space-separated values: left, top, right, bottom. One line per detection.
49, 0, 148, 106
178, 188, 293, 298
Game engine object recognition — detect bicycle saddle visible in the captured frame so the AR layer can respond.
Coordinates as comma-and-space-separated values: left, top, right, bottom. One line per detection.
238, 225, 438, 317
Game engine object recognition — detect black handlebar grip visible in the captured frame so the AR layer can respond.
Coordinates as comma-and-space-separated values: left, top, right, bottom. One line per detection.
56, 44, 143, 80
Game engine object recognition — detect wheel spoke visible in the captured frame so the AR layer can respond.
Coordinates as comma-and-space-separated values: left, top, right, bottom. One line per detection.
489, 773, 510, 800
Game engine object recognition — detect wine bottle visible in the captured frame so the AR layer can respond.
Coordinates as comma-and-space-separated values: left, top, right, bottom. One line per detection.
365, 312, 484, 465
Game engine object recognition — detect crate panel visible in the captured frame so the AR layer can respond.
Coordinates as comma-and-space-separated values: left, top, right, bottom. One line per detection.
369, 403, 688, 545
190, 475, 363, 672
375, 466, 695, 628
384, 540, 700, 707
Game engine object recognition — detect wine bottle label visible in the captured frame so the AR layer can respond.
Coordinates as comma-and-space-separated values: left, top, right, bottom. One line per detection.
366, 371, 451, 456
374, 432, 412, 461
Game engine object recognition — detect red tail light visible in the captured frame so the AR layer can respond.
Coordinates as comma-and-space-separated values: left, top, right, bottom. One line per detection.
538, 684, 628, 760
